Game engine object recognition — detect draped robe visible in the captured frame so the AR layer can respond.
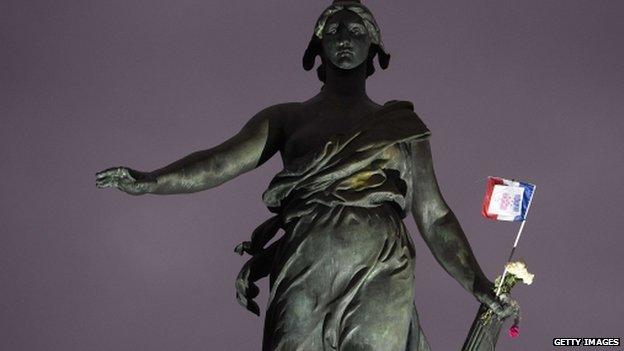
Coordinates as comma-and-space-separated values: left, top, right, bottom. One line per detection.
236, 101, 434, 350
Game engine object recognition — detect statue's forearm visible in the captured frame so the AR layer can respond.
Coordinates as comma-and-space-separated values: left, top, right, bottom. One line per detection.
409, 140, 497, 304
419, 210, 491, 295
146, 148, 233, 194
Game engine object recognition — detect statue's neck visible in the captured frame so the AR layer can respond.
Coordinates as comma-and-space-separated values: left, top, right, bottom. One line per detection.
321, 61, 369, 103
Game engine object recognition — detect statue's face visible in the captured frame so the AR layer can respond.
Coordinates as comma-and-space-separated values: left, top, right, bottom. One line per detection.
321, 10, 372, 70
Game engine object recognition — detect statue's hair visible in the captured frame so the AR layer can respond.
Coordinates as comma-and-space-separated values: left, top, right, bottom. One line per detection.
303, 1, 391, 82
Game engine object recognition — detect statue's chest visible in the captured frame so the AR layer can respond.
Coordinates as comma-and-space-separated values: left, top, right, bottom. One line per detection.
282, 112, 361, 166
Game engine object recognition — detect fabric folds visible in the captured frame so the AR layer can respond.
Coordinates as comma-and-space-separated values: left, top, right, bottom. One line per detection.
236, 100, 433, 350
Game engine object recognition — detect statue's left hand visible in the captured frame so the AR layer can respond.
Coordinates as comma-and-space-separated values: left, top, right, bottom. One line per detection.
476, 290, 519, 320
472, 279, 519, 319
498, 294, 520, 318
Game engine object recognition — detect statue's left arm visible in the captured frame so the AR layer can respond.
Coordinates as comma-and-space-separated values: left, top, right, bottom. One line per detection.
409, 139, 512, 317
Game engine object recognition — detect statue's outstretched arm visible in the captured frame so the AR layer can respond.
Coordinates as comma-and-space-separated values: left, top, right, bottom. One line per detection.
409, 140, 515, 318
96, 104, 286, 195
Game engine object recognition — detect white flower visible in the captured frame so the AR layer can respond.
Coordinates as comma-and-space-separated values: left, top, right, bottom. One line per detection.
505, 261, 534, 285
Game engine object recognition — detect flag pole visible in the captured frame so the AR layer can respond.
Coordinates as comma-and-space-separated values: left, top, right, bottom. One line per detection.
495, 185, 536, 297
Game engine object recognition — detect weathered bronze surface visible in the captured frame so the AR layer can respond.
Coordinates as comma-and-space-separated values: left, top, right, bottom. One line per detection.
96, 1, 516, 349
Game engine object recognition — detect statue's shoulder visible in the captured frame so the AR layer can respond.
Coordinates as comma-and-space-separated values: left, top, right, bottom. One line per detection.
382, 100, 424, 123
382, 100, 416, 113
256, 102, 304, 128
273, 102, 304, 112
378, 100, 431, 137
261, 102, 303, 116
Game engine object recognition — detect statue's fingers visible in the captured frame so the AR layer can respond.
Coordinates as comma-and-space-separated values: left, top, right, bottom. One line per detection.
97, 171, 133, 186
95, 176, 106, 186
96, 174, 114, 183
96, 182, 117, 189
505, 299, 520, 317
492, 301, 515, 319
113, 167, 125, 177
503, 306, 516, 319
96, 168, 114, 177
96, 167, 121, 179
498, 295, 518, 317
499, 293, 511, 303
96, 178, 118, 188
101, 167, 128, 181
110, 179, 122, 189
113, 168, 130, 181
487, 300, 504, 317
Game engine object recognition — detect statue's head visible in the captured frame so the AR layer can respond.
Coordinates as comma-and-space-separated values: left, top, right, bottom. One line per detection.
303, 0, 391, 82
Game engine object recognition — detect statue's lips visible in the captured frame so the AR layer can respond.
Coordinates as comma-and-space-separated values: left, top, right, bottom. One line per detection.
337, 50, 354, 57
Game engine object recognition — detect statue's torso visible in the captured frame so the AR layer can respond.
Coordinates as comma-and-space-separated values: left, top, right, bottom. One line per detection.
261, 98, 423, 351
279, 98, 382, 167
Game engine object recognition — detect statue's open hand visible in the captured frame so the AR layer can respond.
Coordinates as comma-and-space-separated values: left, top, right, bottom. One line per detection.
96, 167, 155, 195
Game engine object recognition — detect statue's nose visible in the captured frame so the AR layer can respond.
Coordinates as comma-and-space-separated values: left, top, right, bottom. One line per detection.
335, 28, 352, 46
337, 38, 351, 48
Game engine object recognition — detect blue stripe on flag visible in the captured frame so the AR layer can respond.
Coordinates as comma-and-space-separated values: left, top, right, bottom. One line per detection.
516, 181, 536, 221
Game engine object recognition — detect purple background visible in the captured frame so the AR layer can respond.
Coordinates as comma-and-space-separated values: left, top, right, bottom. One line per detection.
2, 1, 623, 350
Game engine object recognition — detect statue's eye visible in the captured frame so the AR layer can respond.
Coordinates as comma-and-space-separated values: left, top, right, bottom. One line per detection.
325, 25, 338, 35
349, 25, 365, 36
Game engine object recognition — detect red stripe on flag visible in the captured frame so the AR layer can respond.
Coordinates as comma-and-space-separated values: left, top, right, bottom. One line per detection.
481, 176, 503, 220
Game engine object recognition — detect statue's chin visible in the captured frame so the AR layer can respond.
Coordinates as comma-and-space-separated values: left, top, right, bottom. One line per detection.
329, 59, 365, 71
336, 63, 356, 70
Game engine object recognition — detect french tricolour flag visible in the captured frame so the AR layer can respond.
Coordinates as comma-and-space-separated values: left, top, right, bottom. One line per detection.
482, 176, 535, 222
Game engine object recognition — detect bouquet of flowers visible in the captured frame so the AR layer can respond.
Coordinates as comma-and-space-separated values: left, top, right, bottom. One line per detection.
462, 261, 534, 351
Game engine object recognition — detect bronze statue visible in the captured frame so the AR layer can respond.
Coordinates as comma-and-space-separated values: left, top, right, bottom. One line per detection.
96, 1, 516, 349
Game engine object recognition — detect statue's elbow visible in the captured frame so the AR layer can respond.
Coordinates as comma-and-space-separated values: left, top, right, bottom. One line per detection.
431, 209, 456, 230
414, 206, 453, 238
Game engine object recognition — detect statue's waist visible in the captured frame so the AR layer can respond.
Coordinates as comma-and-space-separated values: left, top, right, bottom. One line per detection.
278, 185, 408, 225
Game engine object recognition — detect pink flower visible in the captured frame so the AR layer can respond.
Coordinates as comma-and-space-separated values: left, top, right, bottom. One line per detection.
508, 325, 520, 338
